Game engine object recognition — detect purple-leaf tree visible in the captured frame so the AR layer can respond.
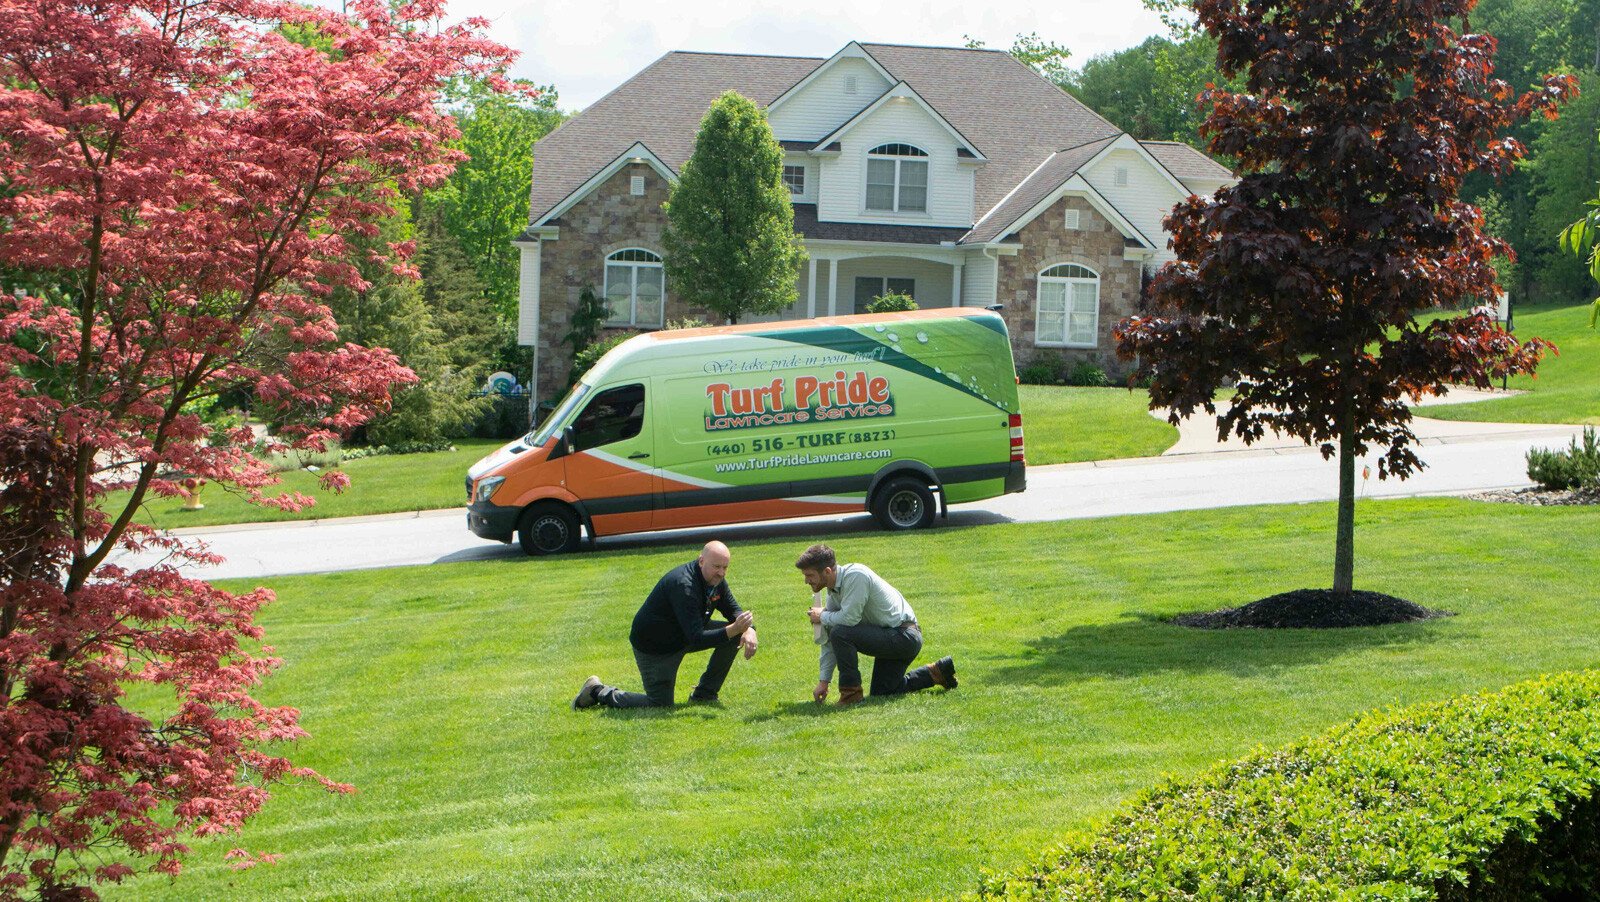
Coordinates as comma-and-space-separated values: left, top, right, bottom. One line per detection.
1117, 0, 1574, 596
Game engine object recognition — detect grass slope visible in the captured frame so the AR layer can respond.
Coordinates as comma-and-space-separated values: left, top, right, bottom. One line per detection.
1423, 301, 1600, 425
1019, 385, 1176, 464
118, 498, 1600, 901
122, 440, 502, 529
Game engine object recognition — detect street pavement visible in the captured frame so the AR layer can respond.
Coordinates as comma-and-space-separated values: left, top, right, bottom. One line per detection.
116, 393, 1588, 581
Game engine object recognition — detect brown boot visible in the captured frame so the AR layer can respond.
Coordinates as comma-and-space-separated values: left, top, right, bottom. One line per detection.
836, 685, 865, 706
927, 656, 958, 690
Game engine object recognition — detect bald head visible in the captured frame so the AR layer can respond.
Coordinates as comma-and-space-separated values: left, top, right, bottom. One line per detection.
698, 541, 730, 586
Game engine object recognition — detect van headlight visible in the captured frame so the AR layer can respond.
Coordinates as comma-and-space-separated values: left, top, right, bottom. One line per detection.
474, 476, 505, 504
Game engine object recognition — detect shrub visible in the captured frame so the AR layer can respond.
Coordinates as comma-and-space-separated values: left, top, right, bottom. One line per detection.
666, 316, 711, 330
563, 285, 610, 357
971, 671, 1600, 901
1064, 360, 1109, 387
864, 292, 917, 314
1526, 426, 1600, 490
1017, 354, 1062, 385
569, 333, 630, 385
340, 440, 455, 461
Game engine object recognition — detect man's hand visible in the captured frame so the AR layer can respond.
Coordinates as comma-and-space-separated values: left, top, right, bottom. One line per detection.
813, 680, 829, 704
741, 628, 758, 660
725, 610, 753, 638
807, 605, 823, 625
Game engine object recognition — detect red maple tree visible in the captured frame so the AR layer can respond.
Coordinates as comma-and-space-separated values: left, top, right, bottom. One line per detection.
0, 0, 515, 895
1116, 0, 1575, 596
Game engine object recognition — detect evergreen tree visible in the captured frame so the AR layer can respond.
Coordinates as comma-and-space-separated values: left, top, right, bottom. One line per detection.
661, 91, 806, 324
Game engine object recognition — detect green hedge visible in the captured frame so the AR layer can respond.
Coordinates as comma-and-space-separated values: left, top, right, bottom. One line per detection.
972, 672, 1600, 901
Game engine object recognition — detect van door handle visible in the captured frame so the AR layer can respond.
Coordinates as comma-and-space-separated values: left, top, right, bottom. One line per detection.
629, 451, 650, 459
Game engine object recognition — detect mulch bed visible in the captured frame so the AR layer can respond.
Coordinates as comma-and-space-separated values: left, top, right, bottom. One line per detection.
1466, 486, 1600, 507
1172, 589, 1452, 629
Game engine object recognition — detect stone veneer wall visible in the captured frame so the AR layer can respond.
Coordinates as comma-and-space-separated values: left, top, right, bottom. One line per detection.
996, 195, 1145, 379
534, 163, 715, 396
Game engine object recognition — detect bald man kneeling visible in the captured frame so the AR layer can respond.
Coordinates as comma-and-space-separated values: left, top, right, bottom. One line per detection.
573, 541, 758, 709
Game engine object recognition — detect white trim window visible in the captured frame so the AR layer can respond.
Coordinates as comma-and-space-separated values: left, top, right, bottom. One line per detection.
1036, 263, 1099, 347
782, 165, 806, 196
865, 143, 928, 213
604, 248, 664, 327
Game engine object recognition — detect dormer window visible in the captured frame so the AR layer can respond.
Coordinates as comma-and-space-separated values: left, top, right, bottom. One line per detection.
865, 143, 928, 213
782, 165, 806, 196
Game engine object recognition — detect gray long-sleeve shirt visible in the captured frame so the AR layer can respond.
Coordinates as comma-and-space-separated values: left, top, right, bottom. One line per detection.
817, 563, 916, 681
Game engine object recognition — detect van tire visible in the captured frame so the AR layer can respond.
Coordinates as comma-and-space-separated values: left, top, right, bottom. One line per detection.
518, 503, 581, 556
871, 477, 936, 531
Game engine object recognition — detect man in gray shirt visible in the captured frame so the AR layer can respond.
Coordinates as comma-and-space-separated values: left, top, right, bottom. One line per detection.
797, 543, 956, 706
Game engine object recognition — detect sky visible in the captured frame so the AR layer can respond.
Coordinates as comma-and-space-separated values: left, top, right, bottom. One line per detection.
447, 0, 1172, 111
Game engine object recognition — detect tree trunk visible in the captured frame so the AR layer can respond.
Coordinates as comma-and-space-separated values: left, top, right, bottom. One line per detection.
1333, 398, 1356, 595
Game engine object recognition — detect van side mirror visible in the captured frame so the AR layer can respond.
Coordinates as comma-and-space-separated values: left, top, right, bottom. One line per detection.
547, 426, 575, 461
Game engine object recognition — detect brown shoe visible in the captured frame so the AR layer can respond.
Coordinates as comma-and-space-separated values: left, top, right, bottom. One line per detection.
927, 656, 958, 689
837, 685, 865, 706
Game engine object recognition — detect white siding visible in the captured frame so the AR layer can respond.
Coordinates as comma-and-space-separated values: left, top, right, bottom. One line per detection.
833, 256, 954, 311
517, 241, 541, 344
1084, 149, 1188, 265
960, 251, 996, 306
768, 58, 890, 141
782, 153, 817, 204
816, 102, 976, 228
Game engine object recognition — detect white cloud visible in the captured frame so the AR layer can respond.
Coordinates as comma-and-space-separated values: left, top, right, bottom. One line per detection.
457, 0, 1167, 110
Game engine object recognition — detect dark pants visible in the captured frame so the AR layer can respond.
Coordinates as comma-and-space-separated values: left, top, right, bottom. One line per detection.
830, 622, 935, 696
601, 627, 740, 708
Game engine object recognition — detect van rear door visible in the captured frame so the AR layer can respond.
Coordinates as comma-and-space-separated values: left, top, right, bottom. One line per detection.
561, 381, 657, 536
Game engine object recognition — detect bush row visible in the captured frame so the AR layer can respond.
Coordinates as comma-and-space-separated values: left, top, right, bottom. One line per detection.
970, 670, 1600, 901
1017, 354, 1111, 387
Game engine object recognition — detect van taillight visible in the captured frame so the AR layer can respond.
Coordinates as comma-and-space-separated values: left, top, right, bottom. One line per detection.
1009, 413, 1025, 462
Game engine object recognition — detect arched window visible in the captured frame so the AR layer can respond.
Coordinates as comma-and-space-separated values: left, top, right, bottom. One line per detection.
1037, 263, 1099, 347
603, 248, 664, 328
865, 143, 929, 213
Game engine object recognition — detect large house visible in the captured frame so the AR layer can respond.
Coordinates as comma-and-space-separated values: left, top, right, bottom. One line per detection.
514, 41, 1234, 401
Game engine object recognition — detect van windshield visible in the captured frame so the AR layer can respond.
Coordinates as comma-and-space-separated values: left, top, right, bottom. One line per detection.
524, 383, 592, 447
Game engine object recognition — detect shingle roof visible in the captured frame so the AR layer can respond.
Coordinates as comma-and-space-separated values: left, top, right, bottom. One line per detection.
527, 51, 822, 224
964, 136, 1118, 245
526, 43, 1210, 239
1140, 140, 1235, 186
791, 204, 969, 245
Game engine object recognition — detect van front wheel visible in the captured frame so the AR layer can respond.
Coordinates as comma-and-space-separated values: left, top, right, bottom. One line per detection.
517, 503, 581, 555
871, 477, 936, 531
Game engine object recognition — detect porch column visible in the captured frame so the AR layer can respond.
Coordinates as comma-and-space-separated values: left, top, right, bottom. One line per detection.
807, 257, 818, 318
827, 259, 839, 316
952, 261, 963, 307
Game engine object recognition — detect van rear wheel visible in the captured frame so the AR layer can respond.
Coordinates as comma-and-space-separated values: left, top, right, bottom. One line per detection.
518, 503, 581, 555
871, 477, 936, 530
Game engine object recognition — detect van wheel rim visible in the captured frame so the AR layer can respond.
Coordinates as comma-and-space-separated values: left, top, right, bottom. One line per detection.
887, 491, 923, 526
533, 518, 569, 549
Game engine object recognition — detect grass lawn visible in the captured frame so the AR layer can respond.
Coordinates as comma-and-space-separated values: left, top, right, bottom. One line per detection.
1019, 385, 1177, 464
122, 439, 503, 529
1422, 300, 1600, 425
117, 497, 1600, 901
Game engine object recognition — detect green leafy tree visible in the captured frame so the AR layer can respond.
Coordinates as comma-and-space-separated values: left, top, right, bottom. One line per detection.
1065, 35, 1234, 147
1118, 0, 1574, 598
428, 80, 566, 369
661, 91, 806, 324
